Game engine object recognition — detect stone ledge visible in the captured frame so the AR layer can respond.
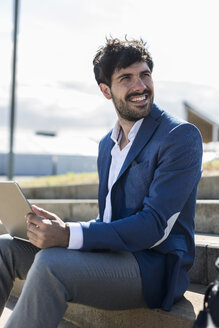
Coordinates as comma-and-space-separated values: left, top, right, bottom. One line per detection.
188, 233, 219, 284
196, 200, 219, 234
198, 175, 219, 199
23, 183, 99, 200
11, 280, 205, 328
30, 199, 98, 221
195, 232, 219, 247
21, 175, 219, 200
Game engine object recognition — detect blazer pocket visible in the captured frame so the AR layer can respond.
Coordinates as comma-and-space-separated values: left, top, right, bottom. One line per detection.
129, 159, 149, 171
125, 160, 151, 192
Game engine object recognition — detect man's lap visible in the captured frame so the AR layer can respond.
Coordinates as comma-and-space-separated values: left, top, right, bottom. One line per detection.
0, 234, 145, 310
31, 247, 146, 310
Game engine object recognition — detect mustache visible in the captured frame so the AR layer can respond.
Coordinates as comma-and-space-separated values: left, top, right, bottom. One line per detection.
125, 89, 151, 101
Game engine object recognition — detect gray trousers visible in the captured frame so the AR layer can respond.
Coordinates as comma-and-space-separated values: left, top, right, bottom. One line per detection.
0, 234, 145, 328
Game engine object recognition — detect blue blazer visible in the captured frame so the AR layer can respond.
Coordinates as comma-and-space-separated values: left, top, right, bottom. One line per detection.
81, 104, 203, 311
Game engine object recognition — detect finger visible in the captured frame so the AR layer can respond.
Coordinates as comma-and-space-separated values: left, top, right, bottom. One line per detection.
27, 230, 42, 248
31, 205, 56, 220
27, 227, 49, 249
27, 221, 40, 233
27, 223, 46, 242
26, 213, 44, 228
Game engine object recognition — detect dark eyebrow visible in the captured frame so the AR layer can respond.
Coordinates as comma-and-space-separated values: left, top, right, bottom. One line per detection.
116, 73, 132, 80
141, 69, 151, 75
117, 69, 151, 80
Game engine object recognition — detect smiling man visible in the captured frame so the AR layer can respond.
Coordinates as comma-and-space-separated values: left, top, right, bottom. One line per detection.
0, 38, 203, 328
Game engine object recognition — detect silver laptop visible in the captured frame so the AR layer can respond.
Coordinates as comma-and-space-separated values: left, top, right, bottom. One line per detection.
0, 181, 32, 241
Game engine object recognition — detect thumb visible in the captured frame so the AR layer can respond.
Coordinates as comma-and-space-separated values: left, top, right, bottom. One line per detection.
31, 205, 55, 220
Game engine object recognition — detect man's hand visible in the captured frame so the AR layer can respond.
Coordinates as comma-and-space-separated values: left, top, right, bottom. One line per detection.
26, 205, 70, 249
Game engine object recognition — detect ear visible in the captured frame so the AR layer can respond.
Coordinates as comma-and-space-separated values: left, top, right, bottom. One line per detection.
99, 83, 112, 100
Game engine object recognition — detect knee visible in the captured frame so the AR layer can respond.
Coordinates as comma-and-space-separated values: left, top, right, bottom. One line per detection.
25, 248, 68, 298
29, 248, 59, 278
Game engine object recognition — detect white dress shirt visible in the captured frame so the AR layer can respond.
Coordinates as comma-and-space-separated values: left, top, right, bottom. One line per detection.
67, 118, 144, 249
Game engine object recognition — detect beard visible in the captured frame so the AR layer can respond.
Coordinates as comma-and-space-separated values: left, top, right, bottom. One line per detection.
111, 89, 154, 122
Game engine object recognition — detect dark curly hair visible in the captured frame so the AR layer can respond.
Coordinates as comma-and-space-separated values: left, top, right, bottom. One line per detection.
93, 37, 153, 86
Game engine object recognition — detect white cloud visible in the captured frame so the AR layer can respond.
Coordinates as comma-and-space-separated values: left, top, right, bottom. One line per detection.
0, 0, 218, 142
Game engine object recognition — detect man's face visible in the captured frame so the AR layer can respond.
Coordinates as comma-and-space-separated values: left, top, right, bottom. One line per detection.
109, 61, 154, 122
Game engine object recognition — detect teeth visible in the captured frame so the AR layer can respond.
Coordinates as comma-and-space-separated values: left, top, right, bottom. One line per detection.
131, 95, 146, 102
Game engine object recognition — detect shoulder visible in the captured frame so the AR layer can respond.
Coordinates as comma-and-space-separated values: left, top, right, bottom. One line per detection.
150, 105, 203, 161
99, 129, 113, 145
98, 129, 114, 154
164, 114, 202, 143
153, 105, 202, 142
158, 118, 203, 163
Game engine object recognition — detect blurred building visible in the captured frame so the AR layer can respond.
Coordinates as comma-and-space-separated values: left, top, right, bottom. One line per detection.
184, 102, 219, 143
0, 131, 98, 176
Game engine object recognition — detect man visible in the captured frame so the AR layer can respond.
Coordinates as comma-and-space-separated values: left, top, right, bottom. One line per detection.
0, 38, 202, 327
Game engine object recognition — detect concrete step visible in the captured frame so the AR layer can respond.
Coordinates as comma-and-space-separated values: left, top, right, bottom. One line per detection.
195, 200, 219, 234
1, 296, 77, 328
21, 175, 219, 200
23, 183, 99, 200
64, 284, 206, 328
197, 175, 219, 199
11, 280, 206, 328
189, 233, 219, 284
30, 199, 99, 221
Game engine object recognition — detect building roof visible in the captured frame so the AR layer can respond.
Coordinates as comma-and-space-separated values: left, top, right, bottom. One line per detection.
0, 130, 98, 157
184, 101, 219, 126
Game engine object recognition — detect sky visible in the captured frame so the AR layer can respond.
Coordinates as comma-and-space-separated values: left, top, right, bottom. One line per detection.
0, 0, 219, 145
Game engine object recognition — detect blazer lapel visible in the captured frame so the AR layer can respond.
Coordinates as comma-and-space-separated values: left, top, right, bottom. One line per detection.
117, 104, 163, 181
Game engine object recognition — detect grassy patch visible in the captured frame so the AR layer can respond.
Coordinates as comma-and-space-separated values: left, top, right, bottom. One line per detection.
19, 172, 99, 187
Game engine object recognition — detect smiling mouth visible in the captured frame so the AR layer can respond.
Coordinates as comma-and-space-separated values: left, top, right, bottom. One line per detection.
130, 94, 147, 102
128, 93, 149, 103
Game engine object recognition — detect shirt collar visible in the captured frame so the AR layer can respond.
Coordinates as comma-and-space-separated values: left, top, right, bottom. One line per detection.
111, 118, 144, 145
111, 120, 122, 144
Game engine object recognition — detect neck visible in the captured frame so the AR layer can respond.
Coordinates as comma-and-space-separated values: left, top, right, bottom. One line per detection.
118, 117, 135, 150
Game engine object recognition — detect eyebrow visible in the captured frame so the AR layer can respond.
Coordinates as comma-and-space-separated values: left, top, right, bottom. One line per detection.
116, 69, 151, 80
116, 73, 132, 80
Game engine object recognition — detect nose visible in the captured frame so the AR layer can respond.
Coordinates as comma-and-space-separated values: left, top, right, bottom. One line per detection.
132, 77, 146, 93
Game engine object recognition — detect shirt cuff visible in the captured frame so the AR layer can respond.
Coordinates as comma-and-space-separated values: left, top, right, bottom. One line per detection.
66, 222, 83, 249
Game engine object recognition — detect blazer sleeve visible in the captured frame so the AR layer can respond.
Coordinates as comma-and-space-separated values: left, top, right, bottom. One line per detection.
80, 123, 203, 252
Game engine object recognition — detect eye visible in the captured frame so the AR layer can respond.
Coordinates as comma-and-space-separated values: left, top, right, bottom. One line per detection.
142, 71, 151, 77
121, 75, 130, 81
